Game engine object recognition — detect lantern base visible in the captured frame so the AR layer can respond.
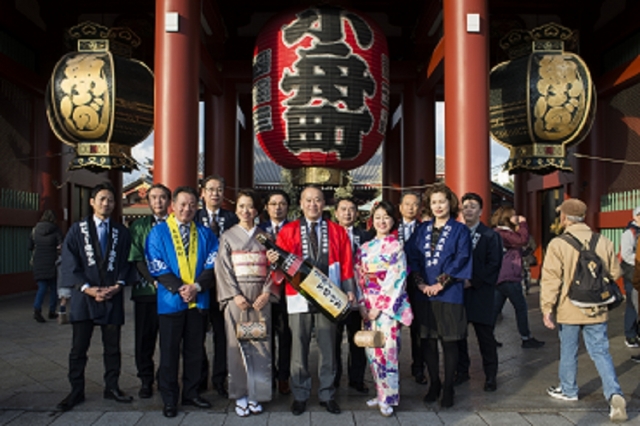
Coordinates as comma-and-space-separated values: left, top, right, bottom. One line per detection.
291, 167, 345, 186
68, 142, 138, 173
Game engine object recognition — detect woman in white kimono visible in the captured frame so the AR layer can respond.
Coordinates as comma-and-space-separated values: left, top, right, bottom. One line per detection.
216, 189, 276, 417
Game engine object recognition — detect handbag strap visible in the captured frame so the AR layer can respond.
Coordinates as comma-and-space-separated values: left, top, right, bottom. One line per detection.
241, 307, 264, 322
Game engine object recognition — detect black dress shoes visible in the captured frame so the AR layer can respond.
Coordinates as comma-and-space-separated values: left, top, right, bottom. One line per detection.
56, 393, 85, 412
291, 399, 307, 416
213, 383, 228, 398
103, 388, 133, 403
138, 383, 153, 399
453, 373, 470, 386
182, 396, 212, 408
320, 399, 341, 414
163, 404, 178, 418
484, 377, 497, 392
348, 381, 369, 393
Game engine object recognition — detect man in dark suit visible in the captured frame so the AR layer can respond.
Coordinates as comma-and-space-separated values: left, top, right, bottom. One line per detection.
334, 197, 372, 394
258, 189, 292, 395
57, 182, 134, 411
456, 193, 503, 391
195, 175, 238, 397
398, 191, 427, 384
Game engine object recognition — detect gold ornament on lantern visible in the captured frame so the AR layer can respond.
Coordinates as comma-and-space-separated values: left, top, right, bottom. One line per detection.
46, 21, 154, 172
489, 23, 595, 174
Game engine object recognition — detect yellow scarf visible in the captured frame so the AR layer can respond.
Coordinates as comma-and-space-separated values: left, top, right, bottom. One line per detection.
167, 213, 198, 309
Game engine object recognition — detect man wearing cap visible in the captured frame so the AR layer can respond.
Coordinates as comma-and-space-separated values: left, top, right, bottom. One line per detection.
540, 198, 626, 422
619, 206, 640, 347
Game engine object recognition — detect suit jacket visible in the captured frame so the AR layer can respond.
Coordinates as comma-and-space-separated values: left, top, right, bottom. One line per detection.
464, 222, 503, 325
60, 216, 132, 325
258, 219, 290, 239
195, 208, 238, 236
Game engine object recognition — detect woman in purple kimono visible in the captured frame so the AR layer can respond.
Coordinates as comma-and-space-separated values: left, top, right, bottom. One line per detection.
405, 184, 472, 408
356, 201, 413, 417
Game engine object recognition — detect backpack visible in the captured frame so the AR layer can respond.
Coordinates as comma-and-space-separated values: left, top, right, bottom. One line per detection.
560, 233, 622, 309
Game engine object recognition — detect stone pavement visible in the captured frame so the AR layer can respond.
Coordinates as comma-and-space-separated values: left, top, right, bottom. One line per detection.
1, 287, 640, 425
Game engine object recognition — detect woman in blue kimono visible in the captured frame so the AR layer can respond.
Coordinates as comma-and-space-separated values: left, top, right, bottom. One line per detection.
405, 184, 472, 408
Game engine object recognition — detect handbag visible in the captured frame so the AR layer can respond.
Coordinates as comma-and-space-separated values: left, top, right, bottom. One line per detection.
354, 320, 384, 348
236, 309, 267, 340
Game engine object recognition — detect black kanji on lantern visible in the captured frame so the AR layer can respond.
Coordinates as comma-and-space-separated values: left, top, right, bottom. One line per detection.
280, 6, 376, 159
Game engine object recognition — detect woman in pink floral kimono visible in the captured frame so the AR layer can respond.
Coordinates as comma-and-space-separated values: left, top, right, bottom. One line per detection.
356, 201, 413, 417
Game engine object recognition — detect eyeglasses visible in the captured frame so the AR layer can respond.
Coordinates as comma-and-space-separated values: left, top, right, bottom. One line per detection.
268, 202, 288, 207
204, 187, 223, 194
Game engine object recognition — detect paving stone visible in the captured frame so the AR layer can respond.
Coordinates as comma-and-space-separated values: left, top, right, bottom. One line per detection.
477, 411, 530, 426
90, 411, 143, 426
0, 412, 23, 426
522, 413, 575, 426
267, 411, 311, 426
351, 410, 397, 426
134, 411, 185, 426
395, 411, 442, 425
312, 408, 358, 426
435, 411, 487, 425
48, 411, 104, 426
5, 411, 59, 426
180, 412, 226, 425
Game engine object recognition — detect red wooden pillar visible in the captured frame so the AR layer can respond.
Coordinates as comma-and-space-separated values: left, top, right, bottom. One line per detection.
383, 94, 402, 205
403, 82, 436, 190
154, 0, 200, 190
204, 80, 237, 204
443, 0, 490, 222
33, 97, 61, 217
581, 98, 605, 229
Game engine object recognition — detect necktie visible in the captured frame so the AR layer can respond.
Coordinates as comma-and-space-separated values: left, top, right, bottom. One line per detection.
210, 214, 220, 237
309, 221, 319, 259
154, 217, 165, 227
274, 224, 280, 238
180, 224, 190, 254
98, 221, 108, 254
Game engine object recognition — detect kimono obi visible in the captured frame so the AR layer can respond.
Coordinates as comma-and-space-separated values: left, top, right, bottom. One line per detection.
231, 251, 268, 278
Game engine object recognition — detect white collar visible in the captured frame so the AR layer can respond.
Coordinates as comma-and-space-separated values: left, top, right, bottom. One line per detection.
154, 214, 168, 222
239, 225, 257, 237
207, 208, 220, 218
403, 219, 416, 226
93, 216, 110, 228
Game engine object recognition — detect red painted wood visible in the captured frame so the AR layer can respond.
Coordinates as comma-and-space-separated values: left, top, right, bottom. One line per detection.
443, 0, 490, 222
154, 0, 200, 190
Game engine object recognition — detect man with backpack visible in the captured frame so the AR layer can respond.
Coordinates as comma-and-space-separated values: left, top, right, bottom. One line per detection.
540, 198, 626, 422
619, 207, 640, 347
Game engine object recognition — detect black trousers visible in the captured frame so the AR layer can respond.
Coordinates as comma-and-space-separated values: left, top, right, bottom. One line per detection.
68, 320, 121, 396
408, 288, 425, 377
159, 309, 206, 406
457, 322, 498, 380
271, 301, 292, 381
335, 309, 367, 384
134, 300, 159, 386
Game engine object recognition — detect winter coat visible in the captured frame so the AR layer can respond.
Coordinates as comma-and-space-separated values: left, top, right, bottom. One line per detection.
495, 222, 529, 284
29, 221, 63, 281
540, 222, 621, 325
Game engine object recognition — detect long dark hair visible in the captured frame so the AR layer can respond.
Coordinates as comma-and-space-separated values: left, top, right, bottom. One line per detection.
40, 209, 56, 223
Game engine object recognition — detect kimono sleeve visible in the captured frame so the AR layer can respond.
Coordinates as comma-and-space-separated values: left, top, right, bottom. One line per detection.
128, 219, 146, 263
145, 226, 175, 278
60, 225, 88, 289
374, 240, 408, 320
215, 235, 242, 303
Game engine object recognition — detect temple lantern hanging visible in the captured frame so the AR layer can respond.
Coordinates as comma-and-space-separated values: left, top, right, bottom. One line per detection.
252, 6, 389, 186
489, 23, 595, 174
45, 22, 154, 172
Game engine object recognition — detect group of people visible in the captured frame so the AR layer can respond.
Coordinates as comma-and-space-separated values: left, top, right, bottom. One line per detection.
36, 176, 629, 422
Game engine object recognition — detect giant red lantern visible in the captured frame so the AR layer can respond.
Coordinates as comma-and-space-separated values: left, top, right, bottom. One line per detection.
253, 6, 389, 185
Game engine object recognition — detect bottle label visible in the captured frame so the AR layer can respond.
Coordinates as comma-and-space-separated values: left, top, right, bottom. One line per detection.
283, 254, 303, 276
299, 267, 349, 318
